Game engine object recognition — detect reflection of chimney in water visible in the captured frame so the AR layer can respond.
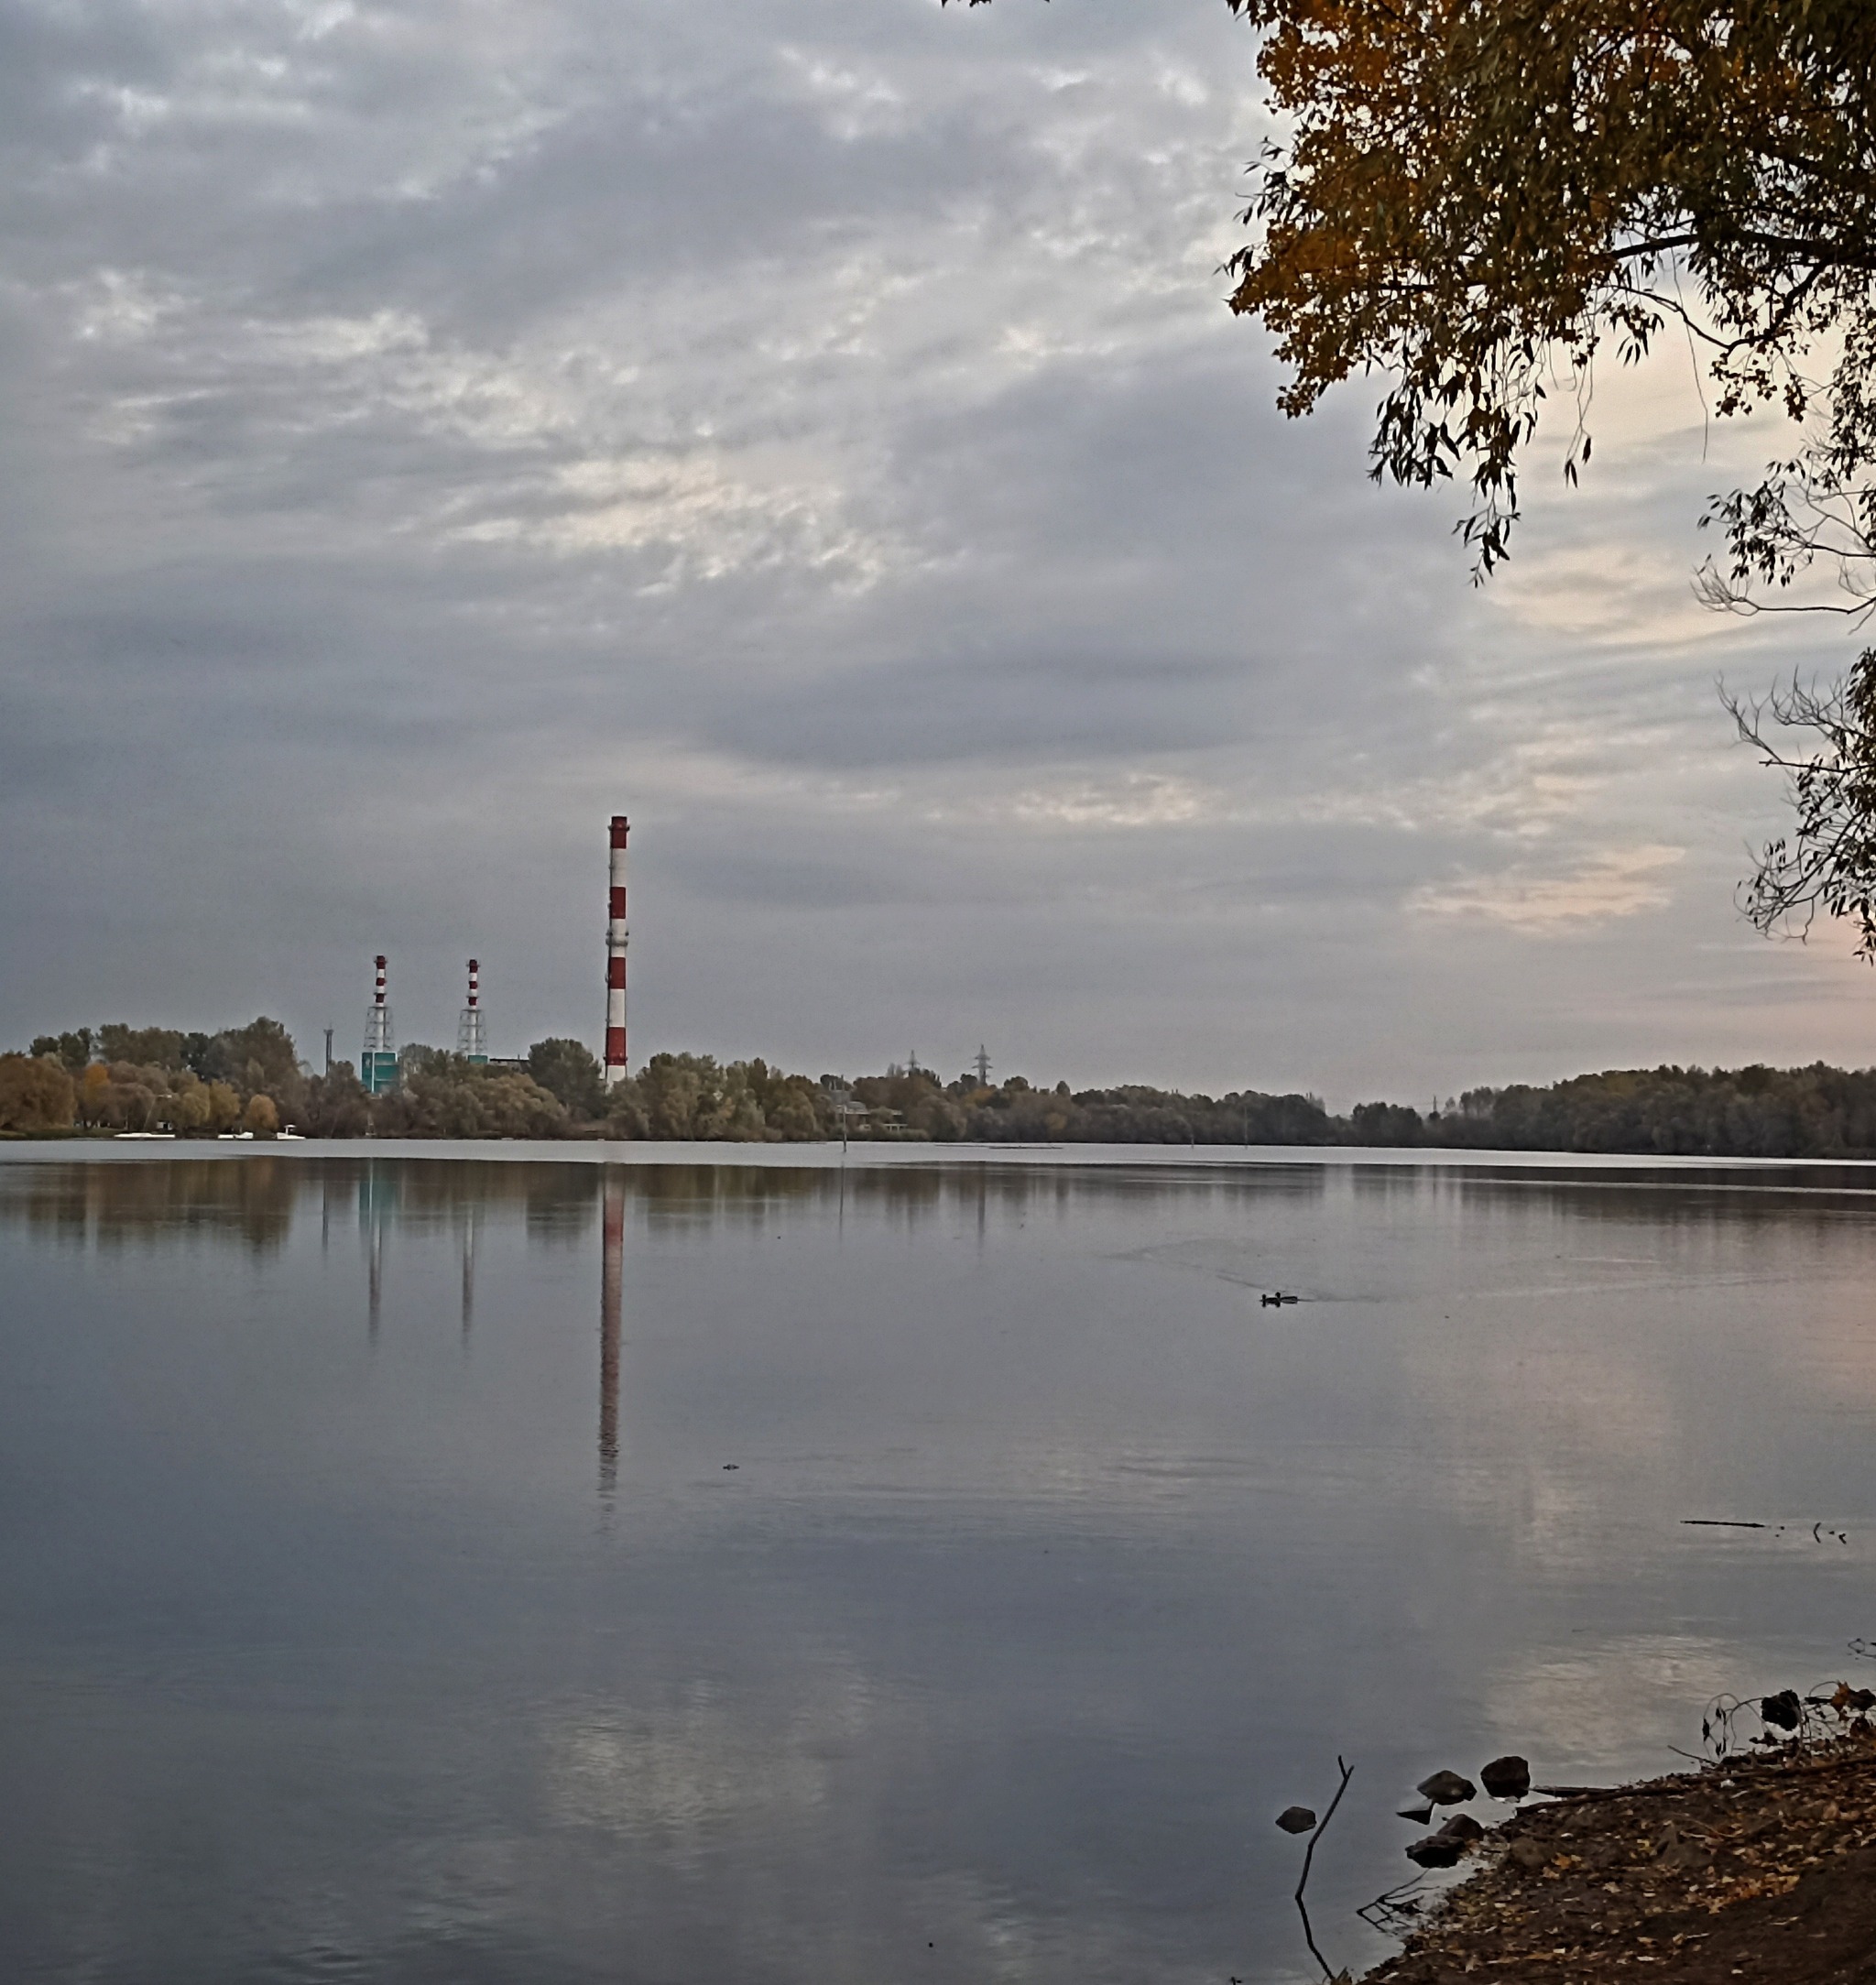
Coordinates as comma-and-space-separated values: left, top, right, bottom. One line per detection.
360, 1163, 387, 1343
599, 1168, 625, 1493
461, 1210, 476, 1341
367, 1216, 383, 1342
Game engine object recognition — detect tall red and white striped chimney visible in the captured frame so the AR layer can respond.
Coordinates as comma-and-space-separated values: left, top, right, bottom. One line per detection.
459, 957, 487, 1061
604, 816, 629, 1087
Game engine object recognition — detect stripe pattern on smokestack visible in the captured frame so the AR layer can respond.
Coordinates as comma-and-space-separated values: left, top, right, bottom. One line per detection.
363, 954, 398, 1096
459, 957, 487, 1063
605, 816, 629, 1087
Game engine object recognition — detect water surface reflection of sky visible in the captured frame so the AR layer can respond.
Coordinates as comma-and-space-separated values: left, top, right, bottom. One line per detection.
2, 1152, 1873, 1985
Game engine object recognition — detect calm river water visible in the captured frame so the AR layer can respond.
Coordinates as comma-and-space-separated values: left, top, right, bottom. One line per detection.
4, 1147, 1874, 1985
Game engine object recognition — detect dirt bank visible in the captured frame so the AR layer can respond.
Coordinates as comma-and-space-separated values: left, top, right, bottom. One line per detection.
1361, 1730, 1876, 1983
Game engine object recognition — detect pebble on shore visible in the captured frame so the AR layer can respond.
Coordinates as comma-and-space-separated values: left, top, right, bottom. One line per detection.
1361, 1726, 1876, 1984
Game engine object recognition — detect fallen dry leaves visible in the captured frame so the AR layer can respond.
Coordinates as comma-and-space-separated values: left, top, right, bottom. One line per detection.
1360, 1726, 1876, 1984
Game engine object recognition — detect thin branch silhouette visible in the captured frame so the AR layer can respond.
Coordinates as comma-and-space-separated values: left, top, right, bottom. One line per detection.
1294, 1755, 1355, 1980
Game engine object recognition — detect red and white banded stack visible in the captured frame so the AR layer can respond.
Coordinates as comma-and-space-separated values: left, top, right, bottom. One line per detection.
362, 954, 398, 1095
459, 957, 486, 1061
604, 816, 629, 1087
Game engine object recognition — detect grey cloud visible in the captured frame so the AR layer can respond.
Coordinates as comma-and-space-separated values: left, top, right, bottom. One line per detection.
0, 0, 1860, 1096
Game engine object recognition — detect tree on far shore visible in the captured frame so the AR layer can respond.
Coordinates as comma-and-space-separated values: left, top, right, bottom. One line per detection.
0, 1054, 75, 1132
528, 1039, 605, 1118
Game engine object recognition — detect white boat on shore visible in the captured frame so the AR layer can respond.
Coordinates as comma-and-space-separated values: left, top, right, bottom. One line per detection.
114, 1131, 177, 1140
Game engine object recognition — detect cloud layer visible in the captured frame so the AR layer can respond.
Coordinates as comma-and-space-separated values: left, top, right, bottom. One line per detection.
0, 0, 1863, 1100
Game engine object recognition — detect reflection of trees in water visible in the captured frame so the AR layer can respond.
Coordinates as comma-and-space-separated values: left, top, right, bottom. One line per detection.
8, 1154, 1871, 1262
329, 1161, 599, 1246
1439, 1165, 1876, 1241
614, 1161, 1336, 1243
0, 1156, 1338, 1258
0, 1158, 300, 1255
0, 1157, 604, 1255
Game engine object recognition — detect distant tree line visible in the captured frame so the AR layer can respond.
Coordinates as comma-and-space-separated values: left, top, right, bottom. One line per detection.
8, 1020, 1876, 1159
1, 1020, 310, 1138
1361, 1063, 1876, 1162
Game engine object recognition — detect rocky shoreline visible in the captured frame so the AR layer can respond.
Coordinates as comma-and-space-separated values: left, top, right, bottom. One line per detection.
1358, 1729, 1876, 1982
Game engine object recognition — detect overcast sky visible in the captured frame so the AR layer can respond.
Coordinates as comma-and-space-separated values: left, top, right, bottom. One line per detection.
1, 0, 1869, 1104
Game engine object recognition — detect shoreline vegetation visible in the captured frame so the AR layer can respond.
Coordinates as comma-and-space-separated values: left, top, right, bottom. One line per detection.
9, 1021, 1876, 1158
1354, 1723, 1876, 1984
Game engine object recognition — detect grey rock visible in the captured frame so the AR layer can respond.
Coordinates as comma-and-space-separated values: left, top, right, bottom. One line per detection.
1403, 1834, 1465, 1870
1479, 1754, 1531, 1800
1274, 1805, 1317, 1835
1761, 1689, 1803, 1731
1416, 1770, 1478, 1805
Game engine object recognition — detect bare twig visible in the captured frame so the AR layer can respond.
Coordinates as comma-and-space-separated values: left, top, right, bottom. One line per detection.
1295, 1755, 1355, 1980
1720, 660, 1876, 959
1357, 1872, 1432, 1940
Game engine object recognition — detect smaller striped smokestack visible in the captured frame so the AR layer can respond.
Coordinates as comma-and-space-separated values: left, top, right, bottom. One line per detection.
362, 954, 398, 1096
604, 816, 629, 1088
458, 957, 487, 1063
